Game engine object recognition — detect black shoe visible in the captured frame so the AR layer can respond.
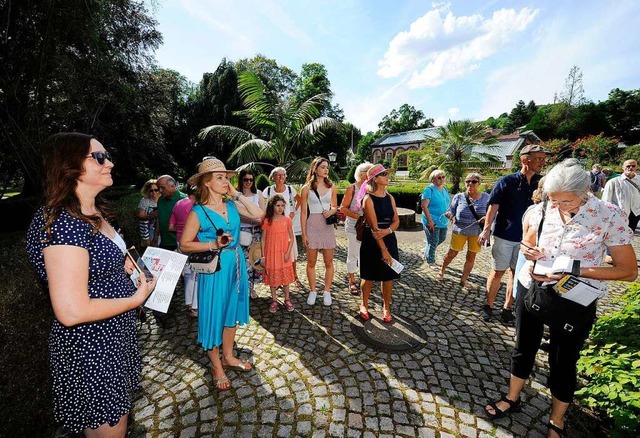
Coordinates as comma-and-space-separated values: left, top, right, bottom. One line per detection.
482, 305, 493, 321
500, 308, 515, 323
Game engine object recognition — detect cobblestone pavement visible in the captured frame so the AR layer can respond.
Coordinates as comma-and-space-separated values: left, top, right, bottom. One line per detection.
132, 223, 639, 437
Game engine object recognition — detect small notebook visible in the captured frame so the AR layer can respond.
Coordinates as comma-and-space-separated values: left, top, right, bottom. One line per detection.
533, 255, 580, 276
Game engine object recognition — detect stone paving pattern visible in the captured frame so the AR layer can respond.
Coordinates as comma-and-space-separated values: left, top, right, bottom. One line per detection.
132, 223, 639, 437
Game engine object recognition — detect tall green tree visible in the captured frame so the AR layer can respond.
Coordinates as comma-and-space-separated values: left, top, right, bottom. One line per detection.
0, 0, 165, 195
356, 132, 378, 162
504, 100, 538, 133
293, 63, 333, 105
602, 88, 640, 144
183, 58, 245, 170
422, 120, 497, 193
378, 104, 434, 134
199, 71, 342, 181
235, 54, 297, 98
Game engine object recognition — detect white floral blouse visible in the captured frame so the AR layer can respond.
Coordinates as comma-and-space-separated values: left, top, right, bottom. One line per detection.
518, 194, 633, 295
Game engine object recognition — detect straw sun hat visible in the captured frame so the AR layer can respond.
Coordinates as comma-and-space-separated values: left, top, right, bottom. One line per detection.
247, 242, 263, 272
187, 158, 237, 186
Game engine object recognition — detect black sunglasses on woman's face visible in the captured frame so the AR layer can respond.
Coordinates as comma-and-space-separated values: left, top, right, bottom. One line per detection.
242, 178, 254, 182
86, 151, 113, 165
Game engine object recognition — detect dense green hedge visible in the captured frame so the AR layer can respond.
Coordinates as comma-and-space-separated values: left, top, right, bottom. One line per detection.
576, 284, 640, 437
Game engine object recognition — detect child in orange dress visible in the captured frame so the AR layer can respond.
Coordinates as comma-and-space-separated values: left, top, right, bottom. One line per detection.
261, 195, 296, 312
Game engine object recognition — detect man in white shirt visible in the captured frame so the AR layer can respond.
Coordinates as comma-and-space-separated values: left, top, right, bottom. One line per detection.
602, 159, 640, 232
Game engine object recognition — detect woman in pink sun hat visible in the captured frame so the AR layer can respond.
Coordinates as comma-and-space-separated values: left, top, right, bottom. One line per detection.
354, 164, 400, 323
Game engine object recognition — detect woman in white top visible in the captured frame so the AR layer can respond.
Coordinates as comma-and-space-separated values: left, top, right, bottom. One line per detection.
262, 167, 303, 288
237, 169, 265, 299
300, 157, 338, 306
340, 161, 373, 294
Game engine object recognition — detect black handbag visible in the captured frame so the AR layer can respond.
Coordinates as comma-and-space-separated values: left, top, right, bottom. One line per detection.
313, 189, 338, 225
524, 281, 596, 333
188, 249, 221, 274
523, 201, 597, 333
355, 215, 366, 241
187, 206, 223, 274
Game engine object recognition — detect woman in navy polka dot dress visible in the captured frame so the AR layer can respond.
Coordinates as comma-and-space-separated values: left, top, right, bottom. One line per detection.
26, 133, 157, 437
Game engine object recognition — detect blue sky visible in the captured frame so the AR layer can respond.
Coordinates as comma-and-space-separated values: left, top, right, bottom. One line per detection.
150, 0, 640, 133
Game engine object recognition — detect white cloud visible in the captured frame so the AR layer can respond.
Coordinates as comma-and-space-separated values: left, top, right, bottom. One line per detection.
378, 4, 539, 88
474, 4, 636, 121
433, 107, 460, 126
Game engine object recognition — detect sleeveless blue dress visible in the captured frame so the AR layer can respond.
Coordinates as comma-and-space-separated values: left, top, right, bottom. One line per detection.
194, 202, 249, 350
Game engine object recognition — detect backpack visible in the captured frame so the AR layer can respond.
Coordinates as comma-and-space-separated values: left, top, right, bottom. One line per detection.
589, 171, 601, 193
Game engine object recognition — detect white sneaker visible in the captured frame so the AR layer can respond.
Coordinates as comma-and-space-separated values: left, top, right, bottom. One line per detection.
307, 291, 317, 306
323, 292, 332, 306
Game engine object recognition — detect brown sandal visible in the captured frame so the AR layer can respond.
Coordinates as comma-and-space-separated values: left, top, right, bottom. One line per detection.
348, 282, 359, 295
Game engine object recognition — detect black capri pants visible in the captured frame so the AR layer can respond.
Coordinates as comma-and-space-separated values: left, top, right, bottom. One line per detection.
511, 282, 596, 403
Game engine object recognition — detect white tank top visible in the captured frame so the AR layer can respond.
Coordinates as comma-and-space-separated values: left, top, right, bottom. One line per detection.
308, 187, 332, 214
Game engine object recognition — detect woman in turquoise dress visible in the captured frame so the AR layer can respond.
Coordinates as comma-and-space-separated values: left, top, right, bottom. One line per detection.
180, 158, 264, 391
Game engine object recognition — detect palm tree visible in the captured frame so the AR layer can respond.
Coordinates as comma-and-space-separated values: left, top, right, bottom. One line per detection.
199, 70, 342, 180
421, 119, 498, 193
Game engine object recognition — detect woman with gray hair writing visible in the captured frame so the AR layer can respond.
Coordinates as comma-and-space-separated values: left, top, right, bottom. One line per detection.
485, 159, 637, 438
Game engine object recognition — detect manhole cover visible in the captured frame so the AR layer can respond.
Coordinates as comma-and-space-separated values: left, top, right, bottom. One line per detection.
351, 314, 428, 353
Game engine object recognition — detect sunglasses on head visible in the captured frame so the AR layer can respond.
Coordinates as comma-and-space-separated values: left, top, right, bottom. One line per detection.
216, 228, 230, 245
465, 180, 479, 184
242, 178, 254, 182
86, 151, 113, 165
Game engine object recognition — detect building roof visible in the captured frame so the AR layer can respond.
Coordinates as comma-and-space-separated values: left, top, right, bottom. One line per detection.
371, 127, 440, 147
370, 127, 539, 166
473, 137, 524, 159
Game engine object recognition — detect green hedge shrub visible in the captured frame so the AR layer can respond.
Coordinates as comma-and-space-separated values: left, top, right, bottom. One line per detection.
256, 174, 270, 191
576, 284, 640, 437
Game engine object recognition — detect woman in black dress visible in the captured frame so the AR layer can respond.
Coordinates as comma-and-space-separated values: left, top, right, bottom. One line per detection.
26, 133, 157, 436
354, 164, 400, 323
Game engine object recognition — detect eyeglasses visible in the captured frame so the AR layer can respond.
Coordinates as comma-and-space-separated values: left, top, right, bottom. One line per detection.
149, 189, 160, 193
436, 176, 446, 180
86, 151, 113, 165
625, 164, 637, 169
465, 180, 479, 184
242, 178, 254, 182
376, 171, 388, 177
